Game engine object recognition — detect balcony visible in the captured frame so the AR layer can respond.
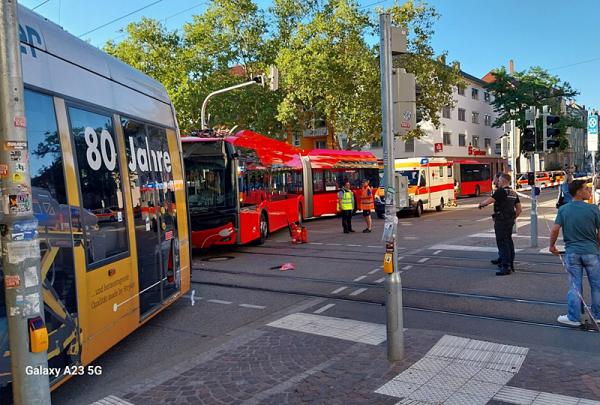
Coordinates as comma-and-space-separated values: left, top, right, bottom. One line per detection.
303, 126, 328, 138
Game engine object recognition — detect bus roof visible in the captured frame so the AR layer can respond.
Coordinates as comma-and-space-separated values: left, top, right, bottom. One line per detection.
182, 130, 303, 168
306, 149, 378, 169
450, 159, 489, 165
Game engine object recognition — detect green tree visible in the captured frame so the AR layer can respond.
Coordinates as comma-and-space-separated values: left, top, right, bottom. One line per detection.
274, 0, 379, 148
484, 66, 581, 150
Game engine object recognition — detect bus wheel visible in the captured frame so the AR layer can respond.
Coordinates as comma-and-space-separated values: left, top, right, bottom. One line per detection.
257, 212, 268, 245
436, 198, 444, 212
474, 186, 480, 197
414, 201, 423, 217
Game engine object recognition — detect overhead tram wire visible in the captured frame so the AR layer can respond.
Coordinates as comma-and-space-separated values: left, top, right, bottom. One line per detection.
78, 0, 164, 38
32, 0, 50, 11
548, 56, 600, 71
102, 2, 206, 46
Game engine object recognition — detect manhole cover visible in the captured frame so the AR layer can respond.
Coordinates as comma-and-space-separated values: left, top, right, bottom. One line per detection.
202, 256, 235, 262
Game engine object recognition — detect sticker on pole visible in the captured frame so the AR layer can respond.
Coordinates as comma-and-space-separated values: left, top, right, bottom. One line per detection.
5, 141, 27, 150
588, 115, 598, 152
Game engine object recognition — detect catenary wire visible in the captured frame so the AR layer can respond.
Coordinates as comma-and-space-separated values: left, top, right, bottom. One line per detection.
78, 0, 164, 38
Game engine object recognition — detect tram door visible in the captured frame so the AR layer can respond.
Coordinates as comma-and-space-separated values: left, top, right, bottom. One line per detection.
122, 118, 180, 317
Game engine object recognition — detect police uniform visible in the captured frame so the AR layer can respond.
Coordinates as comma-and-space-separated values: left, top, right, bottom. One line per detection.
492, 186, 520, 274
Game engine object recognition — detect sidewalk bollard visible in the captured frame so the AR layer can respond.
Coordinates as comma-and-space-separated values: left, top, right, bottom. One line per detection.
385, 271, 404, 361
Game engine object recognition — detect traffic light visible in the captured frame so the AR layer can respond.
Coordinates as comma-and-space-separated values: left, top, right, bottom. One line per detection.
542, 105, 560, 151
522, 127, 536, 152
522, 106, 536, 152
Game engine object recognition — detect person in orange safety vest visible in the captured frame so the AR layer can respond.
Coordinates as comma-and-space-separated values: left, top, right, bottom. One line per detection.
360, 179, 374, 233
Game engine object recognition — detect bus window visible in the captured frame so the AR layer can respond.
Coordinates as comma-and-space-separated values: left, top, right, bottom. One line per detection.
312, 170, 325, 193
69, 107, 128, 267
448, 166, 453, 177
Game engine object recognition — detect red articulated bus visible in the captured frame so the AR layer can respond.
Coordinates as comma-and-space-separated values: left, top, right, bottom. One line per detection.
451, 160, 492, 197
183, 130, 304, 249
301, 149, 380, 218
183, 131, 380, 249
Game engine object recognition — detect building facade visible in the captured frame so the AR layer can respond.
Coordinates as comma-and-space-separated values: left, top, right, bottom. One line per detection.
390, 71, 507, 174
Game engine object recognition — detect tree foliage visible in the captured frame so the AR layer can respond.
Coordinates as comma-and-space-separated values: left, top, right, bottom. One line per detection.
104, 0, 466, 148
484, 66, 581, 151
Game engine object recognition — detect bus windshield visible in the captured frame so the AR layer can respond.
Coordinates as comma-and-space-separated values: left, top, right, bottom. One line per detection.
184, 142, 236, 212
399, 170, 420, 186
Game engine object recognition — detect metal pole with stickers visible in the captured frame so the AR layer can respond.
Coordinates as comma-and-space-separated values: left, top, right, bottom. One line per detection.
380, 13, 413, 362
588, 112, 598, 204
0, 1, 51, 404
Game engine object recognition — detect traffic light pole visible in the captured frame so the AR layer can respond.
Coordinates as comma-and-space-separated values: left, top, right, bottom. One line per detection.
0, 1, 51, 404
530, 153, 538, 248
379, 13, 404, 362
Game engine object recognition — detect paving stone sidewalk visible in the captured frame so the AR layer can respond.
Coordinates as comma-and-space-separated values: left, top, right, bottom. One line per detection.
100, 321, 600, 405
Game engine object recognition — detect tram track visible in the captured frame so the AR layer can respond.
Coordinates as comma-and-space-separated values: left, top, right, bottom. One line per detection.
198, 247, 567, 276
192, 266, 565, 307
189, 277, 581, 332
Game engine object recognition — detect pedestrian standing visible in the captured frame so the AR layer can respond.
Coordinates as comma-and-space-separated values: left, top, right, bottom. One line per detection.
549, 180, 600, 326
478, 173, 522, 275
490, 172, 503, 266
360, 179, 374, 233
556, 173, 573, 208
338, 180, 355, 233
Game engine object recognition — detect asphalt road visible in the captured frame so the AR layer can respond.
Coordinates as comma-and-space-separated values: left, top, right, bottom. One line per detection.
51, 188, 600, 404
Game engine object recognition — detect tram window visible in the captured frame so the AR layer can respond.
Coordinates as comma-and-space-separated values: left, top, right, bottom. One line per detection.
25, 89, 78, 332
69, 107, 128, 266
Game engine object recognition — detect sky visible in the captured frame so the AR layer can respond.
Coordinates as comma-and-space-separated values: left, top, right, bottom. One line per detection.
19, 0, 600, 111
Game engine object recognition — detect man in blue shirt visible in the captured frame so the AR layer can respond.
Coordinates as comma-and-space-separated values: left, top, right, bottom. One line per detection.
549, 180, 600, 326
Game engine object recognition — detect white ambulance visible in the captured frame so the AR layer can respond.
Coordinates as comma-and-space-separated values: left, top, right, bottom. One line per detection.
395, 157, 455, 217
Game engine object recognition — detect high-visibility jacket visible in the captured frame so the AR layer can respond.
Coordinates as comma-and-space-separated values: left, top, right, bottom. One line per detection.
360, 186, 374, 210
339, 189, 354, 210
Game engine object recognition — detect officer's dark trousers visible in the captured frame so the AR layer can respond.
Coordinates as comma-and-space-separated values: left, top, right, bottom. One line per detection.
341, 210, 353, 232
494, 220, 515, 270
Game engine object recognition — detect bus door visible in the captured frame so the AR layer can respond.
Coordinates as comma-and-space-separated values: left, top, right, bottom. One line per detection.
122, 119, 180, 318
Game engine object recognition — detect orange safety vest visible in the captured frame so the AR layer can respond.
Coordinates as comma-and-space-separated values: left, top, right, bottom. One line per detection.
360, 186, 374, 210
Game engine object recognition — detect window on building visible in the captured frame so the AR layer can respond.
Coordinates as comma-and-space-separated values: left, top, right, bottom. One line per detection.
484, 114, 492, 126
457, 85, 465, 96
405, 138, 415, 152
472, 88, 479, 100
472, 136, 479, 148
458, 108, 466, 121
315, 140, 327, 149
484, 92, 491, 102
442, 106, 451, 119
443, 132, 452, 145
472, 111, 480, 124
292, 132, 301, 147
484, 138, 491, 148
459, 134, 466, 147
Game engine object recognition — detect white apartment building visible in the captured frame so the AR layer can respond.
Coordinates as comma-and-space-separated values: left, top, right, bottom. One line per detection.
392, 71, 507, 174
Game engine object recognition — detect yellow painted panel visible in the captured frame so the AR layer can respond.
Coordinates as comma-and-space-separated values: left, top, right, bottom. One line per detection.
166, 128, 190, 294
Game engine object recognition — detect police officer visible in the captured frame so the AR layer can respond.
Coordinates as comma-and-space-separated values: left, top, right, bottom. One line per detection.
478, 173, 522, 275
338, 180, 355, 233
